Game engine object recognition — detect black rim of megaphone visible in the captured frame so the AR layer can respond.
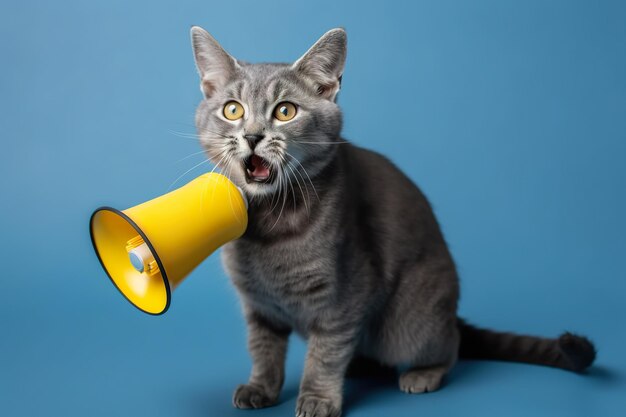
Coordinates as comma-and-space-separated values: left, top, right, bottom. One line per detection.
89, 206, 171, 315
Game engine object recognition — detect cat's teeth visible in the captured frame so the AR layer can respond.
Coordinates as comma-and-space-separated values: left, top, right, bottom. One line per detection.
245, 155, 272, 182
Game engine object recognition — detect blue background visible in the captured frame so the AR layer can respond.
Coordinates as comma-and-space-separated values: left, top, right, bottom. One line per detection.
1, 1, 625, 416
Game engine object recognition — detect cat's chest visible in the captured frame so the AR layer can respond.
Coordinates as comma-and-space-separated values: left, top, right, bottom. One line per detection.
222, 238, 337, 330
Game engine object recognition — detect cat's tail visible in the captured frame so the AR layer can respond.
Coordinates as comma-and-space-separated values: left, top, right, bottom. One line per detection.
457, 318, 596, 372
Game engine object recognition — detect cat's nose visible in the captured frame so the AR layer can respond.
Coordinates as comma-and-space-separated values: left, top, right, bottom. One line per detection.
244, 134, 265, 150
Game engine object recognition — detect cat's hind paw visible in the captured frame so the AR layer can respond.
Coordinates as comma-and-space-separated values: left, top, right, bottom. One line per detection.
232, 383, 277, 409
295, 394, 341, 417
398, 365, 447, 394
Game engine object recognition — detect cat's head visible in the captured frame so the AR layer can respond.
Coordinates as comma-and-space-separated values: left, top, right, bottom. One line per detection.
191, 26, 346, 200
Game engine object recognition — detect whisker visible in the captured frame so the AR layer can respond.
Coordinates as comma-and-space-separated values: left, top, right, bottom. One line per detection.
285, 151, 320, 202
175, 149, 210, 163
169, 127, 235, 141
169, 147, 230, 192
167, 158, 211, 191
167, 129, 199, 138
168, 130, 198, 137
263, 165, 282, 220
285, 162, 297, 209
292, 141, 350, 145
207, 150, 232, 205
285, 157, 310, 217
288, 134, 349, 145
263, 161, 286, 217
198, 127, 235, 140
224, 155, 245, 224
268, 166, 288, 233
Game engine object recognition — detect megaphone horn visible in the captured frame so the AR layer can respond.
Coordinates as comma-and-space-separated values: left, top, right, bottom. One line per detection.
89, 173, 248, 315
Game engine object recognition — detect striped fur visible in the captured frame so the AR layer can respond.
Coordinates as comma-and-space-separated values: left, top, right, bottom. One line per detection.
191, 27, 596, 417
458, 320, 596, 372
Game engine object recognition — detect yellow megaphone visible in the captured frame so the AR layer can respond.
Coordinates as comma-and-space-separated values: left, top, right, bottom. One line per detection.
89, 173, 248, 315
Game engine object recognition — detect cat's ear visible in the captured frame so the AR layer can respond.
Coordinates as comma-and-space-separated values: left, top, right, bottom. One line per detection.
293, 28, 347, 101
190, 26, 240, 98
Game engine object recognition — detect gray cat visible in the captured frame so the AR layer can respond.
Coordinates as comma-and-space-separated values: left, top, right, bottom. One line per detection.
190, 26, 596, 417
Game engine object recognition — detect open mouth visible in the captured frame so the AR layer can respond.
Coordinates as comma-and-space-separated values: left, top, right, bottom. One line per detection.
244, 154, 274, 183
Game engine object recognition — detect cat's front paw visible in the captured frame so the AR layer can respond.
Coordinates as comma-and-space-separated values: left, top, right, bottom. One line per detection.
232, 383, 277, 409
295, 393, 341, 417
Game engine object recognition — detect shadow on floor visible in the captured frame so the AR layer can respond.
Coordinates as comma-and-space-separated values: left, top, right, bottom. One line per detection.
175, 361, 620, 417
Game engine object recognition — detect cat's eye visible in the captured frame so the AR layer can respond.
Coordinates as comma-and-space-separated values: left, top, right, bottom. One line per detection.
223, 101, 244, 120
274, 102, 297, 122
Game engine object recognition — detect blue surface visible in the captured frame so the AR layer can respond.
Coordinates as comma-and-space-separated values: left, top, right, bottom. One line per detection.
1, 1, 625, 416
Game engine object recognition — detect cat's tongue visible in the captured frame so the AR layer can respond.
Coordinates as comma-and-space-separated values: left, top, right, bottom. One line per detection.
249, 155, 270, 179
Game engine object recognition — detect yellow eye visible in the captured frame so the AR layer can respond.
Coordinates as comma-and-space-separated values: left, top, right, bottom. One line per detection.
274, 102, 297, 121
223, 101, 244, 120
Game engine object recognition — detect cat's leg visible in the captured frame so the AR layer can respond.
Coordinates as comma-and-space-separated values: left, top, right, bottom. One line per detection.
398, 363, 452, 394
395, 327, 458, 394
379, 261, 460, 395
397, 322, 458, 394
233, 309, 291, 409
296, 327, 358, 417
